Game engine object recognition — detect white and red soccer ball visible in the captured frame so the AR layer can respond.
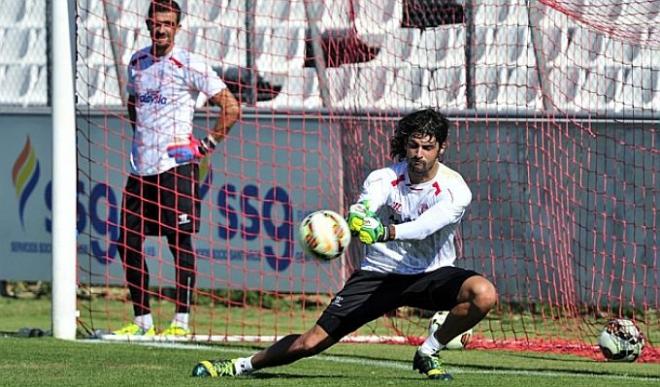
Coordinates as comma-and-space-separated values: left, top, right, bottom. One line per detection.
298, 210, 351, 261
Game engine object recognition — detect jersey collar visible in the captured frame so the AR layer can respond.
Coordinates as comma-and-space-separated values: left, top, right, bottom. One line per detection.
405, 161, 441, 191
150, 46, 177, 61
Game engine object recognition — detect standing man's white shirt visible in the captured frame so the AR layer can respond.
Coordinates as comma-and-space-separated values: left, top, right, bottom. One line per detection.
358, 161, 472, 274
127, 46, 227, 175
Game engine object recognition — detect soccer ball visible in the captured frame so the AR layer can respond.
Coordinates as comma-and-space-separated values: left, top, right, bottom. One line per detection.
598, 318, 644, 362
428, 311, 473, 350
298, 210, 351, 261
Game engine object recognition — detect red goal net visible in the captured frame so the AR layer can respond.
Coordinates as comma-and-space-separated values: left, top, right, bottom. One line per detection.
75, 0, 658, 362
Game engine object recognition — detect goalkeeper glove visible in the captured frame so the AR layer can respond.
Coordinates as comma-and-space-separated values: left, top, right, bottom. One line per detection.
167, 134, 217, 163
358, 215, 390, 245
347, 201, 374, 235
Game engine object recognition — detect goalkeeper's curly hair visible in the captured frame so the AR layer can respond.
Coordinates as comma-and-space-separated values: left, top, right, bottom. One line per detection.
390, 108, 449, 161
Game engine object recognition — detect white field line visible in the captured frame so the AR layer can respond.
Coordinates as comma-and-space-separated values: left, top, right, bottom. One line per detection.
97, 333, 408, 344
82, 340, 660, 382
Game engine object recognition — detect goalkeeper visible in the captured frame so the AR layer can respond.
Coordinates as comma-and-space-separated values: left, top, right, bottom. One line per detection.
113, 0, 240, 337
193, 109, 496, 380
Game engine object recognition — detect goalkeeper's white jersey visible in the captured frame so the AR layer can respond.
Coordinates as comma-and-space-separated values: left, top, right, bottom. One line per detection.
357, 161, 472, 274
126, 46, 227, 175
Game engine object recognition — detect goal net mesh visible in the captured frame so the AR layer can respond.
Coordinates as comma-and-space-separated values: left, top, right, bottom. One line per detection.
74, 0, 658, 361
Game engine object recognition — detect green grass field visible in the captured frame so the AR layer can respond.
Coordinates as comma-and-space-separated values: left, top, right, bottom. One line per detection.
1, 298, 659, 386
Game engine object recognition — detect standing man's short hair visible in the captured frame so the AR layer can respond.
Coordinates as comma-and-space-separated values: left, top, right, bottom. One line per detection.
148, 0, 182, 24
390, 109, 450, 161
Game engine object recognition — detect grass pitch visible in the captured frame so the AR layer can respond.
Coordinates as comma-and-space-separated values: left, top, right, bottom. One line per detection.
1, 297, 659, 386
1, 337, 660, 387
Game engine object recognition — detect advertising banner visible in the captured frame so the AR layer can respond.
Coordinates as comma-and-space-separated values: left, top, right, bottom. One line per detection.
0, 113, 346, 293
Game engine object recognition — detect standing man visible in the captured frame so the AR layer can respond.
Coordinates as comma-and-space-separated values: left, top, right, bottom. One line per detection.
113, 0, 240, 336
192, 109, 496, 379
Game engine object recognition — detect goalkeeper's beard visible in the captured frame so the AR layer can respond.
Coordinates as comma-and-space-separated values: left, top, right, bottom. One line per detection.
409, 159, 427, 174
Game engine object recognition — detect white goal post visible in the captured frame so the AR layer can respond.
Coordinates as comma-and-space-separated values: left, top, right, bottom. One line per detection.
51, 0, 78, 340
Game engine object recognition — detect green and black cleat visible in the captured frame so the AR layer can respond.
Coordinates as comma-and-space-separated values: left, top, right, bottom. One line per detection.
412, 350, 453, 381
191, 359, 238, 377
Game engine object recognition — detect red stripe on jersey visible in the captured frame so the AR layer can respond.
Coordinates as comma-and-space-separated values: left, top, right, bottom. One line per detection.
391, 174, 405, 187
432, 181, 441, 195
169, 57, 184, 68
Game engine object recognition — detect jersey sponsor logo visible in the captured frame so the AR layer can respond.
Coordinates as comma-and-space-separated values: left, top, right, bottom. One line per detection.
138, 90, 168, 105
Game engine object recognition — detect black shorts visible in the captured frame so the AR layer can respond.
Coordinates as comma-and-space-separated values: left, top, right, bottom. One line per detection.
317, 266, 479, 341
120, 163, 201, 236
